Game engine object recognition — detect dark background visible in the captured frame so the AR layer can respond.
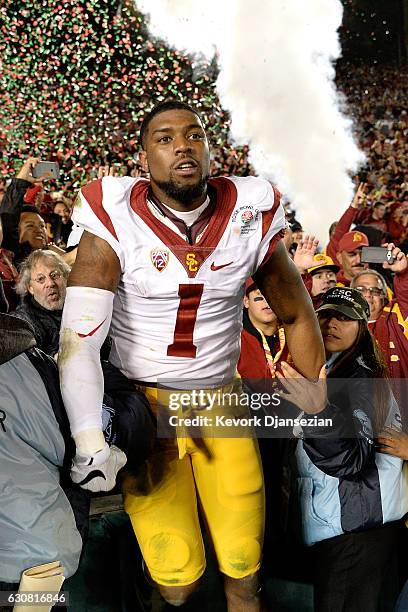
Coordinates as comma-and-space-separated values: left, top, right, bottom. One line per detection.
340, 0, 408, 64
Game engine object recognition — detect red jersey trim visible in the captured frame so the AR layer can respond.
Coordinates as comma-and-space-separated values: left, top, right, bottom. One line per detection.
257, 186, 284, 269
257, 228, 286, 270
129, 177, 238, 278
81, 179, 119, 241
261, 186, 282, 239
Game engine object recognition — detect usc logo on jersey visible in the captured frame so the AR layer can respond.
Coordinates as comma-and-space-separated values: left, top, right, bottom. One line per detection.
186, 253, 199, 273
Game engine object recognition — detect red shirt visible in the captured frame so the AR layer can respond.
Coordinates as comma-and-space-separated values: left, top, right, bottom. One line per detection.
238, 311, 290, 380
0, 248, 18, 311
326, 206, 356, 264
368, 268, 408, 379
387, 217, 407, 244
354, 209, 388, 234
0, 248, 17, 283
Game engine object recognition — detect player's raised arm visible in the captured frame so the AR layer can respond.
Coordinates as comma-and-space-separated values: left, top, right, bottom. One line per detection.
254, 240, 325, 379
58, 230, 125, 492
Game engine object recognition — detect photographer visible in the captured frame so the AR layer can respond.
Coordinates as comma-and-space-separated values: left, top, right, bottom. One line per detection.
0, 158, 65, 268
351, 244, 408, 380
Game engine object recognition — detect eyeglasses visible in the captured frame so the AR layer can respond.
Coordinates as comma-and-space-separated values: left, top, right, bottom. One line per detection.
32, 270, 62, 285
354, 286, 383, 297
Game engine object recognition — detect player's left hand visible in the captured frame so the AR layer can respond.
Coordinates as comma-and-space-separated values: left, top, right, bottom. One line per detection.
276, 361, 327, 414
71, 444, 127, 492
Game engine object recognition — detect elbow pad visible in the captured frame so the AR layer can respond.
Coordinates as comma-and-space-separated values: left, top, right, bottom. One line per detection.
59, 286, 114, 447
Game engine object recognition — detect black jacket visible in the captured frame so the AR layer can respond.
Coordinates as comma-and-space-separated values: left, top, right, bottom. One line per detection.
0, 178, 32, 262
294, 356, 406, 545
14, 296, 62, 356
0, 279, 8, 313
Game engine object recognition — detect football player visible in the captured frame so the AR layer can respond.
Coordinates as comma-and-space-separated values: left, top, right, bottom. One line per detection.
59, 100, 325, 610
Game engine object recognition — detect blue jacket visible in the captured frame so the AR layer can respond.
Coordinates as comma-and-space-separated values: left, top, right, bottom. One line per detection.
0, 316, 86, 583
0, 315, 154, 583
295, 357, 408, 546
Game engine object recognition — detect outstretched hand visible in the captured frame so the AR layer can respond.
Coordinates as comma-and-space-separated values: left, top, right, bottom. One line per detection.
97, 165, 121, 179
16, 157, 51, 183
293, 234, 320, 273
276, 361, 327, 414
351, 182, 366, 209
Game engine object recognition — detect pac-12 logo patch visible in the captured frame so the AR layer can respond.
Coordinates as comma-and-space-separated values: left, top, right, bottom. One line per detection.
150, 248, 169, 272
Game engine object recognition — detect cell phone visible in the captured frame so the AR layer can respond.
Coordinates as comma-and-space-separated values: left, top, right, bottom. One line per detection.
31, 161, 60, 180
361, 246, 394, 265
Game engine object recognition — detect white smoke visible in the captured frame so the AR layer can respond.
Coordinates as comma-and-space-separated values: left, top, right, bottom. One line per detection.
136, 0, 365, 244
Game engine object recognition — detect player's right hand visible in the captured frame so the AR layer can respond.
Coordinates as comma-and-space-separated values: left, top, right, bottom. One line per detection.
71, 443, 127, 492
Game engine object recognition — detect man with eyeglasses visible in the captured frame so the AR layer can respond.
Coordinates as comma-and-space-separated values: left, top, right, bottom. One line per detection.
13, 250, 70, 357
351, 243, 408, 382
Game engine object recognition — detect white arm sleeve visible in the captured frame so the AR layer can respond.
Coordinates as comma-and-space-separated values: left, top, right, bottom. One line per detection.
59, 286, 114, 449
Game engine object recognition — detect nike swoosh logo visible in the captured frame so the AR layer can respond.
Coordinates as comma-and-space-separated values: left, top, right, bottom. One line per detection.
78, 318, 107, 338
76, 470, 107, 486
210, 261, 234, 271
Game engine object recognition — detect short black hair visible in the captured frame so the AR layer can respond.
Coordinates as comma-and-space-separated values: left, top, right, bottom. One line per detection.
290, 220, 303, 233
139, 99, 203, 149
21, 205, 41, 216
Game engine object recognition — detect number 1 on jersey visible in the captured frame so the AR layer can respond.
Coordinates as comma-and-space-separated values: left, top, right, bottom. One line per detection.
167, 284, 204, 358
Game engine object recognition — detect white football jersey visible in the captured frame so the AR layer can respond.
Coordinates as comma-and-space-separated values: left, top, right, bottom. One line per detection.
73, 176, 285, 384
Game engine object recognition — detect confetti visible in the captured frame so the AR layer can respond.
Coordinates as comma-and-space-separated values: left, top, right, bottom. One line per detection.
0, 0, 406, 210
0, 0, 253, 191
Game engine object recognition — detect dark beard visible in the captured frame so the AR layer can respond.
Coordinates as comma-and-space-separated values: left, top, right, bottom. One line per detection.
154, 174, 209, 207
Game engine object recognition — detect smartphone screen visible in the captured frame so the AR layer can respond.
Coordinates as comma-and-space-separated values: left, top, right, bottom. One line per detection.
32, 161, 60, 180
361, 246, 394, 265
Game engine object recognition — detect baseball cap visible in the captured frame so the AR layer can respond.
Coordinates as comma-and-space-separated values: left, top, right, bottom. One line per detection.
308, 254, 340, 275
24, 185, 42, 204
338, 231, 369, 253
316, 287, 370, 321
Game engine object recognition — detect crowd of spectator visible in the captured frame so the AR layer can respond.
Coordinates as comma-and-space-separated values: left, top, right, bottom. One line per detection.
0, 52, 408, 611
337, 62, 408, 205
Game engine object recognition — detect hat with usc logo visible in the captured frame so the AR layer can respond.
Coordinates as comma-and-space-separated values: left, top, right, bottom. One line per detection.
338, 231, 369, 253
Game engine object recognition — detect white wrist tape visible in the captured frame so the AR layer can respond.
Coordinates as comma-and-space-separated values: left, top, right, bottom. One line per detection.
74, 428, 106, 457
58, 286, 114, 446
